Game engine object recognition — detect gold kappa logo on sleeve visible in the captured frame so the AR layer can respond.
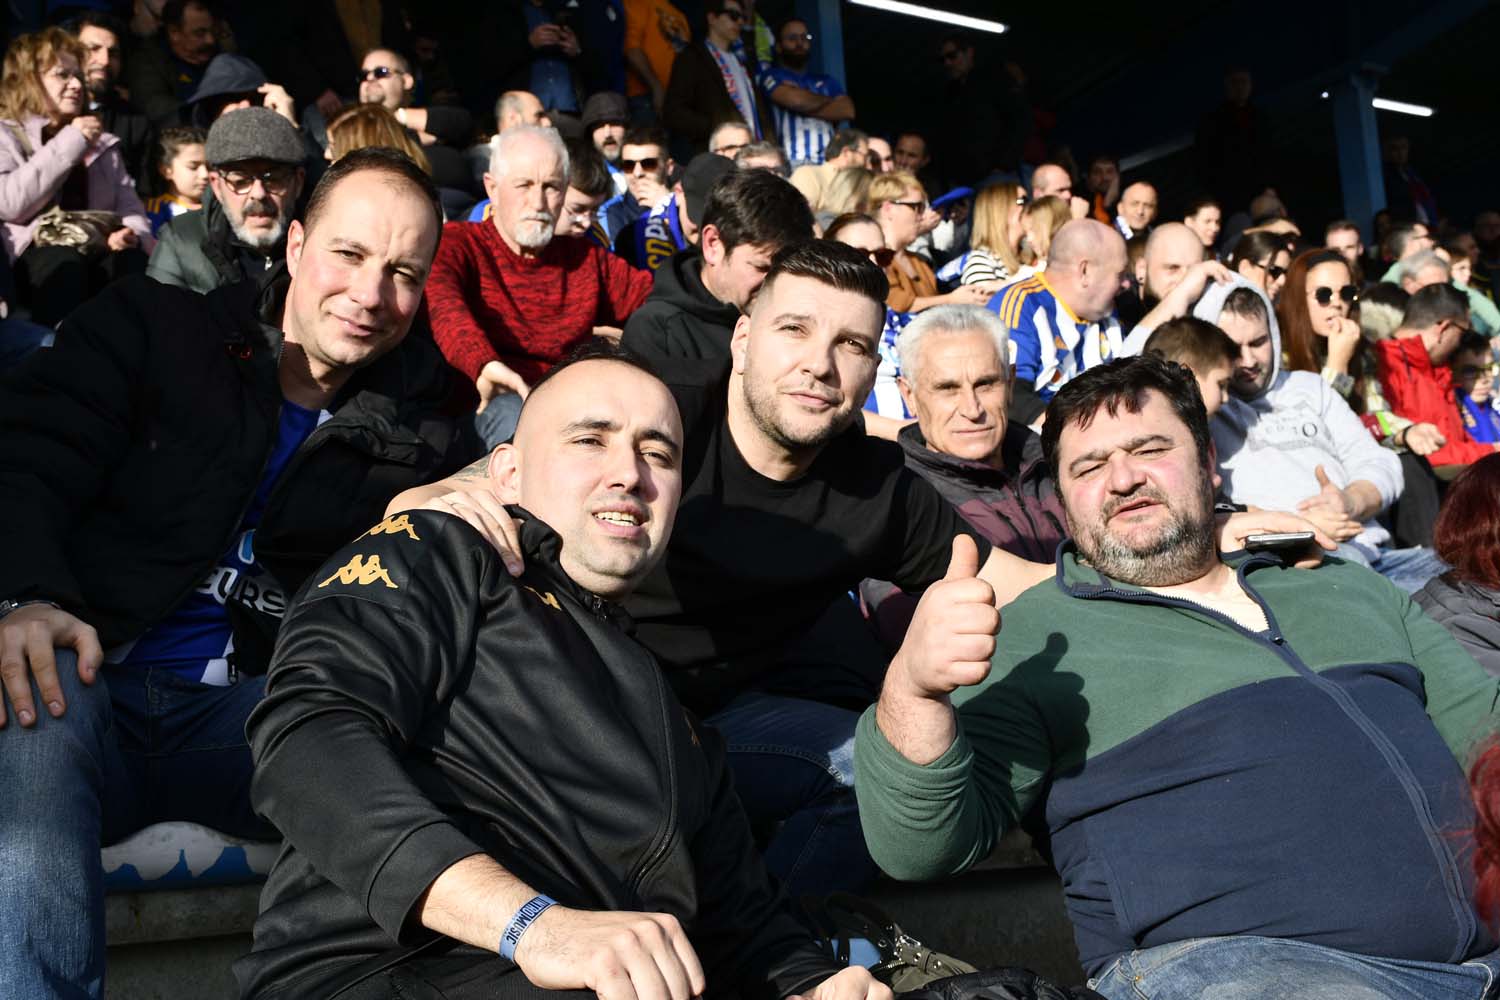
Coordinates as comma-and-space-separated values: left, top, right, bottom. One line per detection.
523, 586, 561, 610
318, 554, 399, 590
365, 514, 420, 541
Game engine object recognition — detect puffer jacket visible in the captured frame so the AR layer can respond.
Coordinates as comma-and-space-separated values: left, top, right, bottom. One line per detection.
1416, 571, 1500, 677
235, 510, 843, 999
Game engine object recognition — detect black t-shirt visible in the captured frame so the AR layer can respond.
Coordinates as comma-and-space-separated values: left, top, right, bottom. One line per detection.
625, 358, 992, 714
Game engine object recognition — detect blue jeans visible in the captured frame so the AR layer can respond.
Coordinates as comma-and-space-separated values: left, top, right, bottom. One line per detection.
707, 691, 878, 898
474, 391, 524, 449
1337, 543, 1449, 594
1090, 936, 1500, 1000
0, 651, 268, 998
0, 315, 52, 368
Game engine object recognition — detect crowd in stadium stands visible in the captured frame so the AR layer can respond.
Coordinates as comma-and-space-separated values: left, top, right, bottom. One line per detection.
5, 3, 1500, 998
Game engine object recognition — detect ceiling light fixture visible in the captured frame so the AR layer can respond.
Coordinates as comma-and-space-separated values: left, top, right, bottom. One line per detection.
847, 0, 1006, 34
1372, 97, 1434, 118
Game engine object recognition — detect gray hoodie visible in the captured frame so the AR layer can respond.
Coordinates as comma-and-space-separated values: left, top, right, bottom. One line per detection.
1199, 277, 1403, 552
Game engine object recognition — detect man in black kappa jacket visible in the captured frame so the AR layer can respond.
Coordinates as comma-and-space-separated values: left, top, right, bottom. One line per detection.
235, 343, 889, 1000
0, 148, 479, 998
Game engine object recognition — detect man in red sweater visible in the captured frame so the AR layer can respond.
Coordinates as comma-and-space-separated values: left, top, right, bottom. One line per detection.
1377, 282, 1499, 469
424, 125, 655, 445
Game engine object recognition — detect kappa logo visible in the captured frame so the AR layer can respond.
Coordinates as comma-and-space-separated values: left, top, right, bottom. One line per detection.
523, 585, 561, 610
318, 554, 398, 590
366, 514, 420, 541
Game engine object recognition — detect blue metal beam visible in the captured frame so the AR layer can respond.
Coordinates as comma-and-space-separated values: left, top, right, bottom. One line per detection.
1330, 71, 1386, 242
798, 0, 846, 87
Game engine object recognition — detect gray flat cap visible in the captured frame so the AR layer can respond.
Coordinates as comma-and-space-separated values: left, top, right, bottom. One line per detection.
205, 107, 305, 167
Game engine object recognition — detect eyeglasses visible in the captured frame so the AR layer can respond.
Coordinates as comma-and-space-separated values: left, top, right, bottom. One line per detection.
890, 199, 928, 213
1459, 362, 1500, 378
621, 156, 661, 173
711, 142, 747, 156
719, 7, 745, 21
867, 247, 896, 267
218, 166, 296, 195
565, 206, 597, 222
782, 32, 812, 42
358, 65, 399, 83
1310, 284, 1358, 307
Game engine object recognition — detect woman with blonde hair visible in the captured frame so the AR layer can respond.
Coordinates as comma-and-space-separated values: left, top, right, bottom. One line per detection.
325, 103, 432, 174
955, 181, 1024, 285
869, 170, 991, 313
0, 27, 151, 324
1020, 194, 1070, 266
816, 165, 871, 221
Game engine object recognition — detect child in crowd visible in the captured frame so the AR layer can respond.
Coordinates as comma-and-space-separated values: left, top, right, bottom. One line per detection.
1453, 330, 1500, 444
144, 126, 208, 236
1142, 315, 1238, 417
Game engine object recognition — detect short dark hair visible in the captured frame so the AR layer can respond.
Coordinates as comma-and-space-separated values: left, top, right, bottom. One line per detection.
1326, 218, 1360, 238
564, 138, 612, 198
1088, 153, 1119, 171
1220, 285, 1269, 327
70, 10, 126, 39
303, 146, 442, 247
704, 0, 741, 15
622, 125, 667, 151
823, 212, 879, 242
1041, 355, 1213, 485
162, 0, 214, 29
1456, 329, 1492, 359
939, 31, 975, 52
757, 239, 889, 310
1183, 195, 1219, 218
775, 16, 808, 36
1383, 222, 1426, 261
825, 128, 867, 161
1403, 282, 1469, 331
1143, 317, 1237, 376
701, 168, 814, 254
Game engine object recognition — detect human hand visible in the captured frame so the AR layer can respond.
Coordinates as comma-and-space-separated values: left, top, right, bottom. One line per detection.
1174, 260, 1235, 305
557, 26, 582, 57
633, 175, 670, 208
475, 360, 529, 414
0, 605, 102, 728
416, 485, 524, 576
1216, 509, 1336, 568
258, 83, 297, 125
1068, 194, 1089, 219
916, 206, 941, 236
1297, 465, 1355, 520
886, 535, 998, 701
1403, 422, 1445, 456
1324, 317, 1362, 370
106, 227, 139, 251
948, 284, 995, 306
528, 22, 562, 49
314, 88, 342, 120
1297, 505, 1362, 543
790, 966, 894, 1000
513, 906, 706, 1000
71, 114, 103, 145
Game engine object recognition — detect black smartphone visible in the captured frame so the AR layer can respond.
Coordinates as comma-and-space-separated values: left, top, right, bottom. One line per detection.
1244, 531, 1317, 552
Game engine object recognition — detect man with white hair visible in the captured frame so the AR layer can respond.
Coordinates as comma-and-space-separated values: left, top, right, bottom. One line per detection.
987, 218, 1130, 426
1398, 249, 1451, 294
425, 125, 654, 446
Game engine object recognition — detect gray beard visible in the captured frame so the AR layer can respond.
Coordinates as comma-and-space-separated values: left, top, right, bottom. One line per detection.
1069, 478, 1218, 587
230, 215, 287, 251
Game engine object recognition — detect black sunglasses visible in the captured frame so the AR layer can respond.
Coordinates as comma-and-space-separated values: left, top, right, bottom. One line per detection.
719, 7, 745, 20
358, 66, 398, 83
868, 247, 896, 267
1311, 284, 1358, 307
1255, 261, 1286, 280
621, 156, 661, 173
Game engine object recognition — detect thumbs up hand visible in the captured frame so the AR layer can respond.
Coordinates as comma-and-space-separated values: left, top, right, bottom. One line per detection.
888, 535, 1000, 701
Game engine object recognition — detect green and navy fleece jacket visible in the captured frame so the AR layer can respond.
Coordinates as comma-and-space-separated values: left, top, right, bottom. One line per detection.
856, 547, 1500, 977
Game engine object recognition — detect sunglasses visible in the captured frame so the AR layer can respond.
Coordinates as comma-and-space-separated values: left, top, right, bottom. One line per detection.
891, 199, 928, 213
621, 156, 661, 173
218, 166, 295, 195
1256, 261, 1286, 279
1311, 284, 1358, 307
867, 247, 896, 267
719, 7, 744, 20
358, 65, 399, 83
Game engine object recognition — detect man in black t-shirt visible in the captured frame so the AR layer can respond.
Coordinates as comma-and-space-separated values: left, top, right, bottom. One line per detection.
395, 241, 1053, 895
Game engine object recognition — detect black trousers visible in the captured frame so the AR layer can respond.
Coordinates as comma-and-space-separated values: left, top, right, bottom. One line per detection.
13, 243, 147, 327
1387, 449, 1444, 549
336, 955, 595, 1000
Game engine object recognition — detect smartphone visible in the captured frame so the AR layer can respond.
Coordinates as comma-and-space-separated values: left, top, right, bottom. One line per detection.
1244, 531, 1316, 552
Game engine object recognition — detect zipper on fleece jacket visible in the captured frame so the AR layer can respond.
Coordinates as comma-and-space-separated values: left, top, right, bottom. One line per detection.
1070, 558, 1478, 961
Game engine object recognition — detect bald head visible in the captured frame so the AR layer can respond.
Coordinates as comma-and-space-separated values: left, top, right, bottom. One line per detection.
1031, 163, 1072, 201
497, 90, 549, 132
1143, 222, 1205, 301
1117, 181, 1158, 232
1046, 220, 1128, 323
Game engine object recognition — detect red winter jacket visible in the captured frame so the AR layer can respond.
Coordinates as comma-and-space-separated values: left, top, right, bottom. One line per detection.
1375, 336, 1495, 466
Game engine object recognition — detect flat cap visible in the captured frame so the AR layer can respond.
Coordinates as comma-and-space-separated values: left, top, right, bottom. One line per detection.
205, 107, 305, 167
581, 91, 628, 133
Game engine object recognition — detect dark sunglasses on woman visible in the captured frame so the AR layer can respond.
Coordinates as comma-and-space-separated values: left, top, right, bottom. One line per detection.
1311, 284, 1359, 307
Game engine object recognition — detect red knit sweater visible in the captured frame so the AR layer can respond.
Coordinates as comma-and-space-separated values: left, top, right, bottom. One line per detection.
422, 221, 654, 385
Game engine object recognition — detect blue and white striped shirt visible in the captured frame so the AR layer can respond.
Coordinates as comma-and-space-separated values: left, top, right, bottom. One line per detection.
756, 64, 844, 167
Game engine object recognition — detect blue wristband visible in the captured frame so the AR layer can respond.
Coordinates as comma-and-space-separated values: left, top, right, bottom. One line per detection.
498, 894, 557, 961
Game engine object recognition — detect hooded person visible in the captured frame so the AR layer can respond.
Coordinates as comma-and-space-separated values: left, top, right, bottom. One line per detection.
613, 151, 734, 272
1204, 276, 1441, 592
